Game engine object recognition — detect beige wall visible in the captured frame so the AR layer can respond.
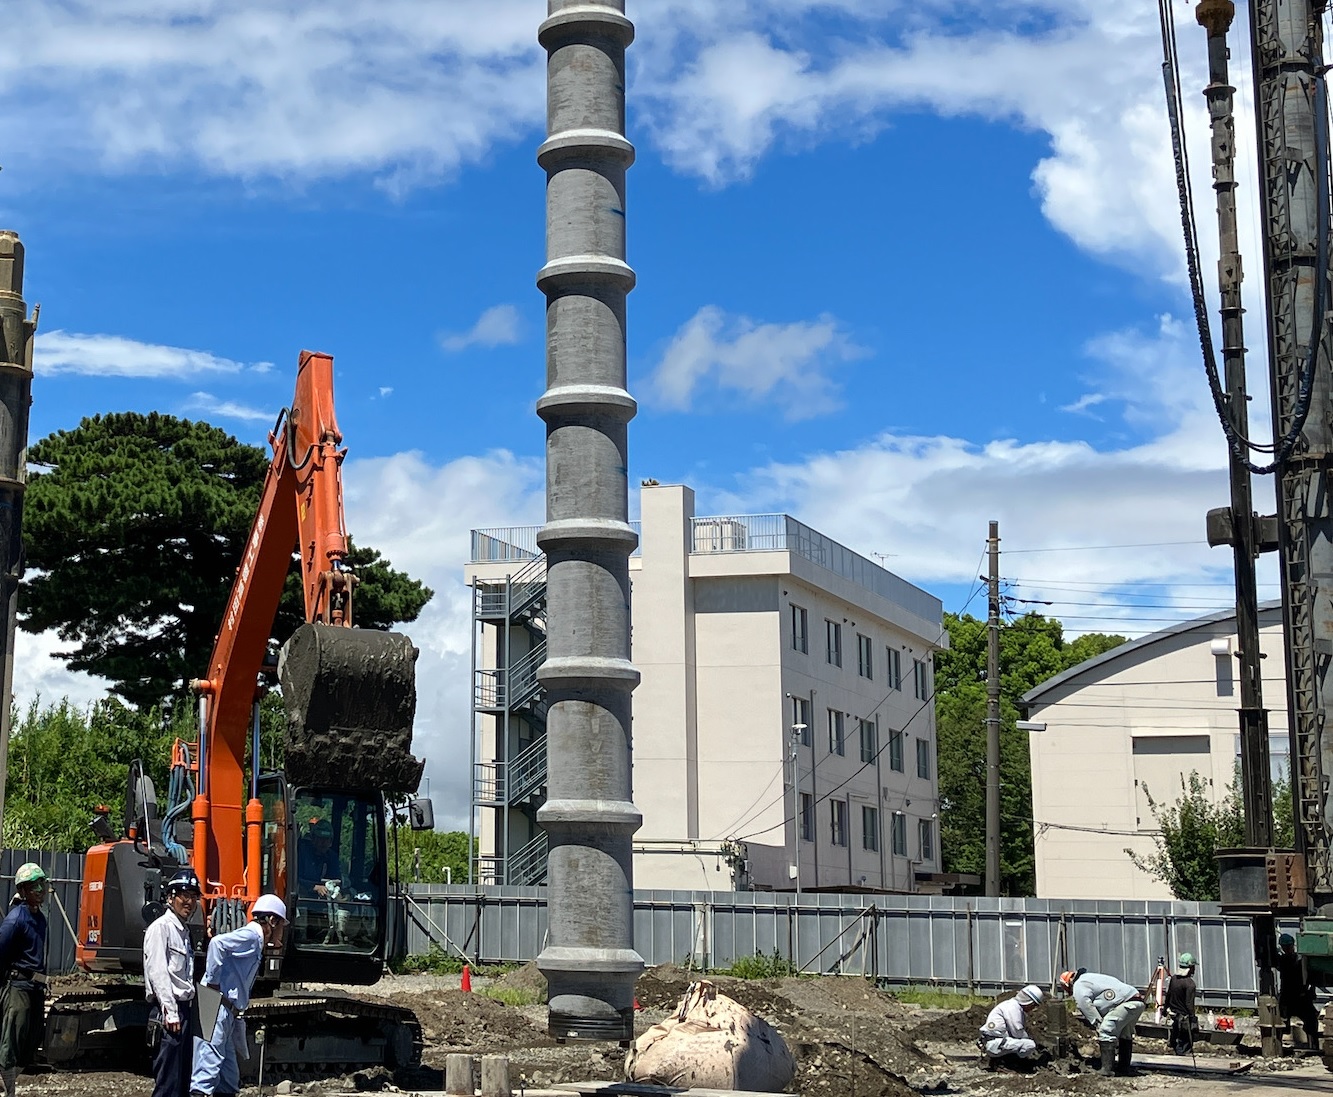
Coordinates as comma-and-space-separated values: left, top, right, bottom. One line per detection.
1028, 610, 1288, 900
468, 483, 945, 893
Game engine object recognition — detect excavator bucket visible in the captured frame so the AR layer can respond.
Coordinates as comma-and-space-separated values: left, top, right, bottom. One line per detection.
278, 623, 424, 794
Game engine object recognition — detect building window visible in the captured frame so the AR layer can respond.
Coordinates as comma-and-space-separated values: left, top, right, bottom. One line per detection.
826, 620, 842, 667
916, 737, 931, 779
862, 805, 879, 852
888, 729, 904, 772
799, 792, 813, 841
913, 658, 930, 700
857, 633, 873, 679
791, 604, 808, 654
828, 709, 845, 756
891, 812, 907, 856
831, 799, 847, 847
792, 696, 811, 746
919, 818, 935, 862
859, 719, 877, 763
886, 648, 902, 690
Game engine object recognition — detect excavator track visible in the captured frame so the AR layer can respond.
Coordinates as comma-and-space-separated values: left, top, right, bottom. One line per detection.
43, 985, 423, 1079
241, 993, 423, 1079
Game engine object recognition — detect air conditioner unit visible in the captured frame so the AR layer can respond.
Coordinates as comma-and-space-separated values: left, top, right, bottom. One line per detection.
694, 518, 748, 552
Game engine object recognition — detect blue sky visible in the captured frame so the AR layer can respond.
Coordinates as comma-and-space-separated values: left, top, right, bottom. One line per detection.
1, 0, 1291, 822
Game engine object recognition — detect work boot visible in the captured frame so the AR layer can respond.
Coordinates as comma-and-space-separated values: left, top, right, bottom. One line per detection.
1097, 1040, 1116, 1077
2, 1067, 18, 1096
1116, 1036, 1134, 1075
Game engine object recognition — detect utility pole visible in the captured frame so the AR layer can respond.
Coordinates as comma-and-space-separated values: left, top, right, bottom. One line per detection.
1196, 2, 1281, 1049
790, 723, 805, 898
984, 520, 1002, 897
0, 231, 35, 842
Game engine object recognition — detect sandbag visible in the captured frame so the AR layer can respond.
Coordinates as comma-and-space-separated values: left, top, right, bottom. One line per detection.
625, 980, 796, 1092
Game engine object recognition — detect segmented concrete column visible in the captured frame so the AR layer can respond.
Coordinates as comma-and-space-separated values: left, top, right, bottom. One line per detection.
534, 0, 644, 1042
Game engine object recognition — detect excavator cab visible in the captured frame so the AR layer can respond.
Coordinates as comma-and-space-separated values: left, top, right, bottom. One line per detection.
256, 775, 391, 986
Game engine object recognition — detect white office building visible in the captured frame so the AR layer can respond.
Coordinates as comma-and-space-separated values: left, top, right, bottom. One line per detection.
466, 483, 946, 893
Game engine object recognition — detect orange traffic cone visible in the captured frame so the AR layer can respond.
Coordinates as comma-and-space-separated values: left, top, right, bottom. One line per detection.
461, 964, 472, 992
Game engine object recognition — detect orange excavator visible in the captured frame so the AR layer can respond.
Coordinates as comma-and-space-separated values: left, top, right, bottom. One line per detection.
46, 351, 431, 1075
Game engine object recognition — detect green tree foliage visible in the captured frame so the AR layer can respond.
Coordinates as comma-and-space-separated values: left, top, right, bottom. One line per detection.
1125, 772, 1244, 900
1125, 766, 1296, 901
22, 413, 434, 707
935, 611, 1125, 896
388, 826, 475, 884
2, 697, 187, 851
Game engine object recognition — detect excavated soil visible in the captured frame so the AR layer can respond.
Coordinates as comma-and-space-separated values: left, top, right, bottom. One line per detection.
13, 969, 1318, 1095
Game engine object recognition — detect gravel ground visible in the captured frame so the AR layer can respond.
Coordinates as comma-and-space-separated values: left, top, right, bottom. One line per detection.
13, 967, 1331, 1095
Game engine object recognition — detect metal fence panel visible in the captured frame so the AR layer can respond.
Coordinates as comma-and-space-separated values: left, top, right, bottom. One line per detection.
0, 849, 1299, 1007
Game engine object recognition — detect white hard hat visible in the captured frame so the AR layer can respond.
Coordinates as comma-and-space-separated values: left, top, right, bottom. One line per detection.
251, 894, 288, 921
1016, 984, 1044, 1006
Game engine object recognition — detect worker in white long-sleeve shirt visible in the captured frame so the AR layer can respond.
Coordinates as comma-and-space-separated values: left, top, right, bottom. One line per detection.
144, 868, 202, 1097
189, 895, 287, 1097
978, 985, 1044, 1070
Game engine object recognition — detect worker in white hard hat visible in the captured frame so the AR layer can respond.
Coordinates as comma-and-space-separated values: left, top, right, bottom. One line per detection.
189, 894, 287, 1097
0, 864, 49, 1097
978, 984, 1045, 1071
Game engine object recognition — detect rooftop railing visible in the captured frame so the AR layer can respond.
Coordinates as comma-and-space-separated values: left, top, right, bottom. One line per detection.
472, 523, 641, 563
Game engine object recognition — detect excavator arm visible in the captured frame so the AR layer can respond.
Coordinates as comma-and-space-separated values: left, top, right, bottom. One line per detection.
188, 350, 419, 904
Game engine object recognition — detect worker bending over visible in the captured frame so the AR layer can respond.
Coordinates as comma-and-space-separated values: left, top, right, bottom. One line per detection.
978, 984, 1045, 1071
190, 895, 287, 1097
1062, 967, 1145, 1077
0, 865, 48, 1097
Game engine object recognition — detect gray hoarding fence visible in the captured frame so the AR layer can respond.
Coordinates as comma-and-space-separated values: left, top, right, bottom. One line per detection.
7, 850, 1301, 1006
404, 887, 1303, 1010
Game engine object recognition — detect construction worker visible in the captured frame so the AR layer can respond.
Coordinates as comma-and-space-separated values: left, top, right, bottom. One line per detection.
1164, 952, 1198, 1055
1277, 931, 1321, 1052
978, 984, 1045, 1071
0, 864, 49, 1097
1061, 967, 1145, 1077
145, 868, 202, 1097
189, 894, 287, 1097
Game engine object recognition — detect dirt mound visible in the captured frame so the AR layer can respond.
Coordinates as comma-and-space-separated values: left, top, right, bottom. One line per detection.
408, 989, 552, 1052
493, 960, 548, 996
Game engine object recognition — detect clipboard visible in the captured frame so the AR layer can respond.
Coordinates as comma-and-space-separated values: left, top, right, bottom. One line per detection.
193, 982, 224, 1039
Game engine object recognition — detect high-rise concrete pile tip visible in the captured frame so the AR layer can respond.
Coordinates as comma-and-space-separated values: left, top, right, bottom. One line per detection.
278, 623, 424, 794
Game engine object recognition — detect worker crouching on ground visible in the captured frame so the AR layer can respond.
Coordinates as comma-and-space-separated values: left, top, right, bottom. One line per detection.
978, 984, 1046, 1071
190, 894, 287, 1097
145, 868, 203, 1097
1164, 952, 1197, 1055
0, 865, 48, 1097
1061, 967, 1145, 1077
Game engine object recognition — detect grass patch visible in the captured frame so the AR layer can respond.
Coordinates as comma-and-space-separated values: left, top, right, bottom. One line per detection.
391, 949, 519, 978
716, 951, 799, 980
891, 985, 993, 1009
478, 986, 546, 1007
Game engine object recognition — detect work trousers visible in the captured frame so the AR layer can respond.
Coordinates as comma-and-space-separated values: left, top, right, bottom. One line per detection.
1167, 1010, 1194, 1055
1096, 998, 1144, 1042
150, 999, 197, 1097
0, 982, 42, 1071
982, 1036, 1037, 1059
190, 1005, 247, 1096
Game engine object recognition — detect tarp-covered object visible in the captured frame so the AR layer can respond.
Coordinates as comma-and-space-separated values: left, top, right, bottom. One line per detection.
279, 623, 425, 794
625, 980, 796, 1092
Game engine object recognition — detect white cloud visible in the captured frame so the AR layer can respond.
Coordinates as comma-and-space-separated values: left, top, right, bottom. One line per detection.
649, 306, 865, 420
379, 386, 394, 398
10, 628, 107, 714
343, 448, 544, 830
439, 305, 523, 354
1060, 393, 1107, 415
35, 331, 253, 378
710, 311, 1257, 636
185, 391, 272, 422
